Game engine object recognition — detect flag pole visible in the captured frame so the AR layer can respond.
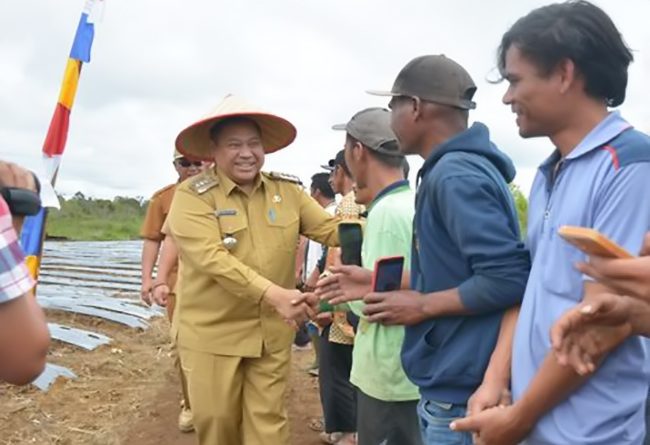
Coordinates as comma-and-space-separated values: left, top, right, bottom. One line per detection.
21, 0, 100, 282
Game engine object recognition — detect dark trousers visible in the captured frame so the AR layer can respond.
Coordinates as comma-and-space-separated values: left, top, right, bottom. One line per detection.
318, 325, 357, 433
357, 389, 422, 445
294, 323, 310, 347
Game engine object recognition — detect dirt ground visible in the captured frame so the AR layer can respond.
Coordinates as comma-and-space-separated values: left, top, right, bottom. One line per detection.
0, 311, 323, 445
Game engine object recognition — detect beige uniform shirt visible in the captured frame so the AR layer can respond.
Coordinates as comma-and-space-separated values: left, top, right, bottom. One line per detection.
141, 183, 179, 289
166, 167, 340, 357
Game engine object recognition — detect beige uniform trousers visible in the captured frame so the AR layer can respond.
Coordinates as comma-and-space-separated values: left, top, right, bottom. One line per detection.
167, 292, 191, 410
180, 346, 291, 445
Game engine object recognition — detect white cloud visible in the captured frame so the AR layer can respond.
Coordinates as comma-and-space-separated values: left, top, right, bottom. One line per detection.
1, 0, 648, 199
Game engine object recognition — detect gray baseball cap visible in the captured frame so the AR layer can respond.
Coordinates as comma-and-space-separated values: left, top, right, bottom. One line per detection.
332, 107, 402, 157
368, 55, 477, 110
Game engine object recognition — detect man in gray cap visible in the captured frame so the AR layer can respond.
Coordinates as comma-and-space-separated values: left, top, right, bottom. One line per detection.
317, 107, 421, 445
362, 55, 531, 444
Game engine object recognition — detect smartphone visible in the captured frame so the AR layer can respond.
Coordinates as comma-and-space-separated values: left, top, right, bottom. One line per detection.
318, 270, 334, 312
339, 222, 363, 266
558, 225, 634, 259
319, 300, 334, 312
371, 256, 405, 292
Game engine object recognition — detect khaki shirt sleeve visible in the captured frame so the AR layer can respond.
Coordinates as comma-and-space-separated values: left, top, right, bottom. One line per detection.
167, 186, 272, 302
161, 219, 170, 237
140, 195, 165, 241
299, 191, 340, 247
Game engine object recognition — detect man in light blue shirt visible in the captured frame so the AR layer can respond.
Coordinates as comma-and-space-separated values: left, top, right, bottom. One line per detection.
452, 2, 650, 444
510, 110, 650, 444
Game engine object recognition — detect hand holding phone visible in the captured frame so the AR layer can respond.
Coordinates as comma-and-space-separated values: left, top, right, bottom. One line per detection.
338, 222, 363, 266
318, 270, 335, 311
319, 299, 334, 312
558, 226, 634, 259
372, 256, 405, 292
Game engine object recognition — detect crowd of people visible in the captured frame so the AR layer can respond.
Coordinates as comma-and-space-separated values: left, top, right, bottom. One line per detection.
2, 1, 650, 445
139, 2, 650, 444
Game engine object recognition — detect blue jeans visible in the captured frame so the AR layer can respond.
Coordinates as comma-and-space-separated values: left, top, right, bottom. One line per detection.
418, 399, 472, 445
644, 392, 650, 445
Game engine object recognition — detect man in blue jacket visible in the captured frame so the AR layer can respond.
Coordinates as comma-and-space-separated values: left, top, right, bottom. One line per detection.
364, 55, 531, 444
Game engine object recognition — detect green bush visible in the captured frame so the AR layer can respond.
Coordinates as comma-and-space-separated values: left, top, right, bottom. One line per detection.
46, 193, 148, 241
509, 184, 529, 238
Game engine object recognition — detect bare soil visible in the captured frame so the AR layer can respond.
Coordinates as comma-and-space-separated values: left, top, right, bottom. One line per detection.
0, 311, 323, 445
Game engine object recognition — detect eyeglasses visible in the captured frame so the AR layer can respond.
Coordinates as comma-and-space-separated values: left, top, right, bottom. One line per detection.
176, 159, 203, 168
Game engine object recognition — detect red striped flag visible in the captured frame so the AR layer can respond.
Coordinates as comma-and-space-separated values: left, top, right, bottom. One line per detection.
21, 0, 103, 280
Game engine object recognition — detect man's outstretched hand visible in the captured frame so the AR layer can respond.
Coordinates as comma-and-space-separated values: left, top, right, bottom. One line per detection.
315, 265, 372, 305
550, 293, 633, 375
265, 285, 316, 329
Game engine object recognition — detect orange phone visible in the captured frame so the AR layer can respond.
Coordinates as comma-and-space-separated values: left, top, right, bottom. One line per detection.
558, 226, 634, 259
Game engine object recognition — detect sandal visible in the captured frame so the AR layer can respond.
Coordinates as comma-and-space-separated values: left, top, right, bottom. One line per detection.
335, 433, 357, 445
308, 418, 324, 432
319, 432, 343, 444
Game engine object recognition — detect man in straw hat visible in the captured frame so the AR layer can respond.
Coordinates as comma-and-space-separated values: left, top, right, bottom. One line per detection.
140, 149, 206, 432
165, 94, 341, 444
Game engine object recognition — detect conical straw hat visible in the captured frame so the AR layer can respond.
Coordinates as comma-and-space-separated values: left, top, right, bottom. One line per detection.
175, 94, 297, 160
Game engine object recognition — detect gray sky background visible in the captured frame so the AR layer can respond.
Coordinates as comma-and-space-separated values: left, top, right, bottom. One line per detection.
1, 0, 649, 199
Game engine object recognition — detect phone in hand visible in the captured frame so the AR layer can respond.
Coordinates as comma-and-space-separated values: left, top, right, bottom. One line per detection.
558, 225, 634, 259
371, 256, 405, 292
319, 300, 334, 312
339, 222, 363, 266
318, 270, 335, 312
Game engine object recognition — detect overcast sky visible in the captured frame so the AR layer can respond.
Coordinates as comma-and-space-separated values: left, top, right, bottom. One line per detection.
1, 0, 649, 199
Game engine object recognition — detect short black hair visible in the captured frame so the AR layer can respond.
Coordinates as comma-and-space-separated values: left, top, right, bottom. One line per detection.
333, 149, 352, 178
209, 117, 262, 143
310, 172, 335, 199
347, 134, 405, 169
497, 0, 633, 107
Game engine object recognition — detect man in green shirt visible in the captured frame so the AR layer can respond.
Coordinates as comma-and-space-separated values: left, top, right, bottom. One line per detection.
318, 107, 422, 445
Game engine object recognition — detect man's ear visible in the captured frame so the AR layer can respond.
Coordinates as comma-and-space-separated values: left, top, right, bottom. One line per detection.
412, 96, 425, 121
352, 143, 363, 161
359, 145, 373, 163
556, 58, 577, 96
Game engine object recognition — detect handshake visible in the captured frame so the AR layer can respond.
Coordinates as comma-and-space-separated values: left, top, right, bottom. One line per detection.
263, 284, 321, 329
264, 265, 375, 329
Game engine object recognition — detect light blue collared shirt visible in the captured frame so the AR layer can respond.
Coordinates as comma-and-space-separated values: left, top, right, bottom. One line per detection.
513, 112, 650, 445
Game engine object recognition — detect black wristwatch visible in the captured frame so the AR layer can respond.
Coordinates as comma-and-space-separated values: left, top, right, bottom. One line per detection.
0, 174, 42, 216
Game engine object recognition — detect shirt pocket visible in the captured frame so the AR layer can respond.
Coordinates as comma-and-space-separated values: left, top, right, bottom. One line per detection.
266, 206, 299, 252
541, 238, 585, 303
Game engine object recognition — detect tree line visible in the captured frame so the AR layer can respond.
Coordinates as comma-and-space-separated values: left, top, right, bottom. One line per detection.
44, 187, 528, 241
46, 192, 149, 241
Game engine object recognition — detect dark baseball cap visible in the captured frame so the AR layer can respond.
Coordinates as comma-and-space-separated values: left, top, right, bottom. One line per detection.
367, 55, 477, 110
331, 107, 402, 157
321, 149, 349, 173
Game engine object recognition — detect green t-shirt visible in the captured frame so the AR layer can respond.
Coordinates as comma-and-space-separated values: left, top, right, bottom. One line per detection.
348, 181, 419, 401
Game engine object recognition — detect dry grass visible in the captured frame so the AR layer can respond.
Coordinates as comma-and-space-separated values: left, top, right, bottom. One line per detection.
0, 310, 173, 445
0, 310, 324, 445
